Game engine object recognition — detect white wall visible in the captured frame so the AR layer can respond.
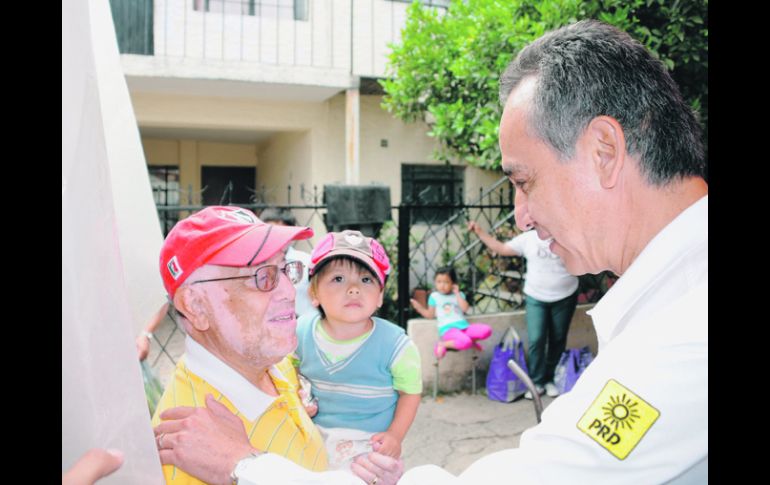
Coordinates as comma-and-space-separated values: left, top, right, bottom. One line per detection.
150, 0, 415, 81
257, 130, 313, 203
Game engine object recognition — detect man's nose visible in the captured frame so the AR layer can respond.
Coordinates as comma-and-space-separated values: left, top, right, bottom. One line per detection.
513, 191, 534, 231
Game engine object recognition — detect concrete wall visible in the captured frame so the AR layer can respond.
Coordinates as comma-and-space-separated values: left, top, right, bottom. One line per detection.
142, 137, 258, 202
257, 130, 312, 202
407, 304, 598, 394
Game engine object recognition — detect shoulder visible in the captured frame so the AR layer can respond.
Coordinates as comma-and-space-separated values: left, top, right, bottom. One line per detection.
373, 317, 407, 337
297, 312, 318, 331
295, 313, 319, 347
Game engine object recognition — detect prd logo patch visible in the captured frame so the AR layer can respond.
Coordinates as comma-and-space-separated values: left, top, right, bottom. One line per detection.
577, 379, 659, 460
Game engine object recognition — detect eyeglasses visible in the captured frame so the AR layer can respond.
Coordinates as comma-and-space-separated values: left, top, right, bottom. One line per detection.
191, 260, 305, 292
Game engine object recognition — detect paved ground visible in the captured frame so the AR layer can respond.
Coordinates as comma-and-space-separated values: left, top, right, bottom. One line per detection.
147, 317, 556, 476
402, 391, 555, 475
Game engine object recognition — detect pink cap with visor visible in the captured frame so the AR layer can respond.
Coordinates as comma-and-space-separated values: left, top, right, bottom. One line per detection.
309, 230, 391, 286
159, 206, 313, 298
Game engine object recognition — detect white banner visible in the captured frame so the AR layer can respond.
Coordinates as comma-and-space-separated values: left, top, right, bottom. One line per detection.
62, 0, 164, 482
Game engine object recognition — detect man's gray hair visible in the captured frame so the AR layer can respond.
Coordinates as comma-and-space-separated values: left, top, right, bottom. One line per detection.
499, 20, 705, 186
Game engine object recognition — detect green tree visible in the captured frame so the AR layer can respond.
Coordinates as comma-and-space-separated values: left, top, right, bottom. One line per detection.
381, 0, 708, 171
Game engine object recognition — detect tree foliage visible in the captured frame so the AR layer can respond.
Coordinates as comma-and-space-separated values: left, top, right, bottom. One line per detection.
381, 0, 708, 170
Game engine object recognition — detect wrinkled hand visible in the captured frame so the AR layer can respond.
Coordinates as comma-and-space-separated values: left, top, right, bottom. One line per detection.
351, 446, 404, 485
136, 334, 150, 361
62, 448, 124, 485
154, 394, 256, 485
370, 431, 401, 459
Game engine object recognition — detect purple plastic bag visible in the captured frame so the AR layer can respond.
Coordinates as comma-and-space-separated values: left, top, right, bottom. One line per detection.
486, 327, 529, 402
554, 346, 594, 394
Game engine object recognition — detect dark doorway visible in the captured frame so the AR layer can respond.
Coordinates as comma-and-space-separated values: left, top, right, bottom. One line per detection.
201, 166, 256, 205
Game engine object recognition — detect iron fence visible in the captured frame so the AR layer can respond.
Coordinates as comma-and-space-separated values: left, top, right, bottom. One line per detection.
154, 177, 616, 332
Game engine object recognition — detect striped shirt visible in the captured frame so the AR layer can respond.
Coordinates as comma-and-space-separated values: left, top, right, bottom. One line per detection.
152, 338, 328, 484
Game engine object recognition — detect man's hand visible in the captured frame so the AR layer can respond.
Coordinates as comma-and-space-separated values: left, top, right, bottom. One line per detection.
62, 448, 124, 485
370, 431, 401, 458
154, 394, 256, 485
351, 447, 404, 485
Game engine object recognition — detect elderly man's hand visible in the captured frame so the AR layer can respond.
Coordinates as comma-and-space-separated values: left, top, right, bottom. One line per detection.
154, 394, 257, 485
350, 444, 404, 485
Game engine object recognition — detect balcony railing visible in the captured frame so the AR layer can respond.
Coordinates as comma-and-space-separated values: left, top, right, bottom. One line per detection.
110, 0, 448, 78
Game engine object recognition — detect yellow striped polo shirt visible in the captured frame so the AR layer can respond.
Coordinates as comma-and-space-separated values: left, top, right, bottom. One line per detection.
152, 338, 328, 484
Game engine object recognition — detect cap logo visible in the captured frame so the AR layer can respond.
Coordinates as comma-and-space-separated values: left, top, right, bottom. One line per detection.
167, 256, 183, 281
343, 233, 364, 248
216, 208, 257, 224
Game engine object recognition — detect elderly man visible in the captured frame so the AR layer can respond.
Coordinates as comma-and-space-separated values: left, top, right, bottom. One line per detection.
152, 206, 401, 485
401, 19, 707, 484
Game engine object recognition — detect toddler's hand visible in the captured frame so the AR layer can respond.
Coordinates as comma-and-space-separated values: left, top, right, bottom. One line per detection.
452, 284, 460, 295
304, 399, 318, 418
370, 431, 402, 458
297, 374, 318, 417
409, 298, 419, 309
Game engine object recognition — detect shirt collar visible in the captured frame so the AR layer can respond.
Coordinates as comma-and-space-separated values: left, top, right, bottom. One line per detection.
183, 336, 287, 421
588, 195, 708, 346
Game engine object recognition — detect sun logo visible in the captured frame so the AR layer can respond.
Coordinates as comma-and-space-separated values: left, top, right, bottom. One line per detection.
578, 380, 660, 460
602, 394, 641, 430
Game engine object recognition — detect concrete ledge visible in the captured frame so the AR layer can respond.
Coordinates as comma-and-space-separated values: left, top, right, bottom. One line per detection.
407, 304, 598, 394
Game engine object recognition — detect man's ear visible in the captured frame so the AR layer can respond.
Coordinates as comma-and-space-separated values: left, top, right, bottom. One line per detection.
585, 116, 626, 189
173, 286, 210, 332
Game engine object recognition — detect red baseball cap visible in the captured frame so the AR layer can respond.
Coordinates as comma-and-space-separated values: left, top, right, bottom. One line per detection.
159, 206, 313, 298
309, 230, 391, 286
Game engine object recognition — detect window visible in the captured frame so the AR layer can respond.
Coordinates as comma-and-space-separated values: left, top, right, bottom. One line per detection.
109, 0, 154, 55
148, 166, 180, 235
193, 0, 309, 21
401, 164, 465, 224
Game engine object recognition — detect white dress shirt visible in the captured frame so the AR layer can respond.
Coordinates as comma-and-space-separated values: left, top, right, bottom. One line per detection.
400, 195, 708, 484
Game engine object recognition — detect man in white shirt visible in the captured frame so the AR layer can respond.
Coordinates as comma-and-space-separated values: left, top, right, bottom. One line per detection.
156, 19, 707, 484
401, 19, 707, 484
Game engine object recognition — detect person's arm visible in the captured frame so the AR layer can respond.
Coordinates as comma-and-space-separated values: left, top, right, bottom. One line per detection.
452, 286, 470, 313
155, 394, 404, 485
136, 302, 169, 361
371, 392, 421, 458
467, 221, 519, 256
410, 296, 436, 319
